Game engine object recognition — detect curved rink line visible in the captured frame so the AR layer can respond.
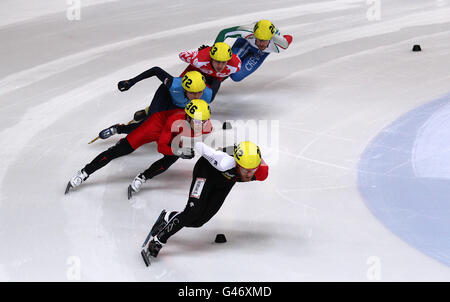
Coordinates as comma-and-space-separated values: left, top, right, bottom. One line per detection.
358, 93, 450, 267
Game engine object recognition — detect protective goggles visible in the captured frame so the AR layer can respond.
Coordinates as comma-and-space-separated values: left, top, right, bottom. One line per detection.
192, 119, 208, 125
237, 164, 259, 174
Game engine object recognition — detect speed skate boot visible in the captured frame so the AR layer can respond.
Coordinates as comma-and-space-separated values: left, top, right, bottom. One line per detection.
99, 124, 120, 139
141, 210, 168, 248
127, 173, 147, 200
65, 169, 88, 194
151, 210, 168, 237
141, 237, 164, 266
147, 237, 164, 257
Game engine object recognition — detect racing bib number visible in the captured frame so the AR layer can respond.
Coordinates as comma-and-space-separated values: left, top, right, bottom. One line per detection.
190, 178, 206, 199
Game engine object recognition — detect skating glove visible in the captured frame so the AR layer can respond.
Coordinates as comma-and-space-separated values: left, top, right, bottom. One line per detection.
176, 147, 195, 159
117, 80, 134, 91
133, 109, 147, 122
198, 44, 209, 50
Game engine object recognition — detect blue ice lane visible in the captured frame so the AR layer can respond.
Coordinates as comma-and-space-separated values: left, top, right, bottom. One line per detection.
358, 94, 450, 267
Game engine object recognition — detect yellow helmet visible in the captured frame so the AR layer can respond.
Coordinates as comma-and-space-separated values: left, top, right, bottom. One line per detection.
234, 141, 262, 169
182, 71, 206, 92
209, 42, 232, 62
253, 20, 276, 41
185, 99, 211, 121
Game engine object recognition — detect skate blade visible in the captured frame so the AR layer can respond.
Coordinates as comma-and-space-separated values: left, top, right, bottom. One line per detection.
64, 182, 72, 195
150, 210, 167, 237
142, 231, 153, 249
88, 136, 100, 144
127, 185, 133, 200
141, 249, 151, 267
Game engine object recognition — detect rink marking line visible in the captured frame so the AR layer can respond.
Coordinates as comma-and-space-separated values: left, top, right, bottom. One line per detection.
3, 25, 444, 187
284, 100, 378, 165
0, 0, 120, 28
274, 188, 321, 237
278, 185, 354, 192
295, 113, 366, 157
279, 124, 358, 143
1, 3, 448, 99
0, 0, 359, 29
275, 188, 318, 211
270, 7, 450, 63
0, 2, 448, 284
0, 0, 363, 96
278, 149, 352, 171
358, 93, 450, 267
2, 3, 447, 100
272, 30, 450, 176
268, 28, 450, 89
0, 56, 175, 199
295, 154, 352, 171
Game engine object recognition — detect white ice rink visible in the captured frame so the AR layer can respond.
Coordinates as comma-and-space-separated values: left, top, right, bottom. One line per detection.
0, 0, 449, 281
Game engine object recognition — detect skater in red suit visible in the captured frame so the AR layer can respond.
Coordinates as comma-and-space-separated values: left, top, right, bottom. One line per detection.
179, 42, 241, 90
65, 99, 212, 197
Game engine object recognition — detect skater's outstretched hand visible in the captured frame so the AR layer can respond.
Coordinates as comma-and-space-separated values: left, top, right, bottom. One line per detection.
118, 80, 133, 91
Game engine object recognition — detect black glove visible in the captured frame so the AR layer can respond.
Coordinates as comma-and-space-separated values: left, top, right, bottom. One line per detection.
198, 44, 209, 51
118, 80, 133, 92
133, 109, 147, 122
176, 147, 195, 159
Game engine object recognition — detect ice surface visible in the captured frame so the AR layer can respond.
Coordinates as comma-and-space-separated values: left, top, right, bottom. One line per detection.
359, 94, 450, 268
413, 98, 450, 178
0, 0, 449, 281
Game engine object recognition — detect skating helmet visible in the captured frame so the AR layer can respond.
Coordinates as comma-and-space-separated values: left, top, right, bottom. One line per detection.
253, 20, 276, 40
185, 99, 211, 121
209, 42, 232, 62
234, 141, 262, 169
182, 71, 206, 93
